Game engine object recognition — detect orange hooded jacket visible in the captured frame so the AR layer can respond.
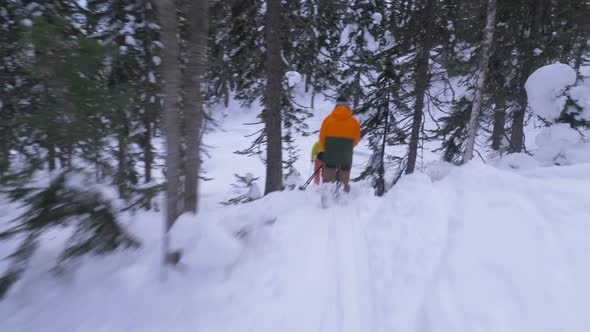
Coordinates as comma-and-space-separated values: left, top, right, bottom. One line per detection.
319, 105, 361, 149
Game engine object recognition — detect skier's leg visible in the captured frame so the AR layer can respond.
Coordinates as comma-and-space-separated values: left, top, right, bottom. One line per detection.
314, 160, 323, 185
323, 166, 337, 183
340, 169, 351, 193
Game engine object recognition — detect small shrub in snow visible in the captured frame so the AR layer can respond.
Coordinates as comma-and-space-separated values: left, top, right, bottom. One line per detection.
526, 62, 590, 128
222, 173, 261, 205
525, 63, 589, 165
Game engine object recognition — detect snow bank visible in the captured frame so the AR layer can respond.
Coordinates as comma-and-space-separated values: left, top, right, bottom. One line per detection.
420, 164, 590, 332
525, 62, 576, 121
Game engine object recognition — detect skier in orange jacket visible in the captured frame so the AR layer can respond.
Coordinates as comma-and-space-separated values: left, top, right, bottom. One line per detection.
318, 96, 361, 192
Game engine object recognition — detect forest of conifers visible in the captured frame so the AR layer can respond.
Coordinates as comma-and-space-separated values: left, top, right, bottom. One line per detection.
1, 0, 589, 297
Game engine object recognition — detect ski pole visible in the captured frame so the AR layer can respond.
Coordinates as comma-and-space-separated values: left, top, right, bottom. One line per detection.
299, 165, 323, 190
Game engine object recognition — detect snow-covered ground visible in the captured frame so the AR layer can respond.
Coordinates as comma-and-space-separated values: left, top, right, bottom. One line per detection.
3, 159, 590, 332
2, 83, 590, 331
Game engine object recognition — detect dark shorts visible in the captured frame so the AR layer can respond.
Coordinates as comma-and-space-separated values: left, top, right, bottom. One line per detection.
317, 152, 324, 161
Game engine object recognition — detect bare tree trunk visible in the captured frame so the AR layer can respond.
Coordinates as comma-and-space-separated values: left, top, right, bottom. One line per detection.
491, 96, 507, 150
182, 0, 209, 214
463, 0, 496, 163
353, 71, 361, 109
406, 0, 436, 174
264, 0, 283, 194
152, 0, 182, 265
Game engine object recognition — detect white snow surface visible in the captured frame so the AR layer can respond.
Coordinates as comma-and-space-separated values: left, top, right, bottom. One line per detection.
3, 90, 590, 332
525, 62, 576, 121
3, 161, 590, 332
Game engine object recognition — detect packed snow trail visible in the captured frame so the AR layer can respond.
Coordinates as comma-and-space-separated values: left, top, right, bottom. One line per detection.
3, 163, 590, 332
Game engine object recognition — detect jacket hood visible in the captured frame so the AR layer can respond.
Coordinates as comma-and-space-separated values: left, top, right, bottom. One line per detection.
331, 105, 353, 120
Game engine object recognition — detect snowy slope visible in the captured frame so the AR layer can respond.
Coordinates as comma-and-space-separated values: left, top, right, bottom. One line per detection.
2, 160, 590, 332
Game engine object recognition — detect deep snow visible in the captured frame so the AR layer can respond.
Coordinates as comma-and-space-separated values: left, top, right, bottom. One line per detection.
3, 160, 590, 332
2, 78, 590, 332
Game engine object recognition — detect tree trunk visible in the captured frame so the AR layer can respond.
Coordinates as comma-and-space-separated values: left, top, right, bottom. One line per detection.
509, 99, 526, 153
463, 0, 496, 163
0, 128, 8, 177
491, 96, 507, 150
263, 0, 284, 194
116, 126, 128, 199
353, 71, 361, 109
510, 0, 546, 153
573, 35, 586, 75
376, 96, 389, 197
182, 0, 209, 214
143, 114, 153, 184
47, 141, 56, 171
152, 0, 182, 264
406, 0, 436, 174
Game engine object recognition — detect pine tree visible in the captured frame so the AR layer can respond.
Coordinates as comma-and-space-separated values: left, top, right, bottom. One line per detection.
406, 0, 437, 174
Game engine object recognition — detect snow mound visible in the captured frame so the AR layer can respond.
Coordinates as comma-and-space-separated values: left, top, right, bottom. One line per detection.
525, 62, 576, 121
534, 123, 582, 165
172, 213, 242, 270
285, 71, 302, 88
371, 12, 382, 25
